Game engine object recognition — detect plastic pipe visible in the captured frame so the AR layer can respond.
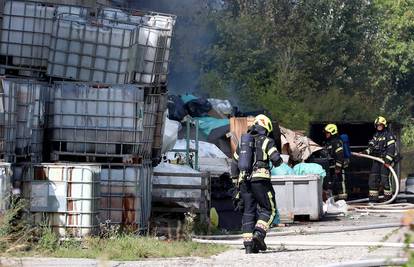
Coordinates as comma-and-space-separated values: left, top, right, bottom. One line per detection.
321, 258, 408, 267
192, 223, 402, 240
192, 238, 414, 249
354, 208, 411, 213
350, 152, 399, 205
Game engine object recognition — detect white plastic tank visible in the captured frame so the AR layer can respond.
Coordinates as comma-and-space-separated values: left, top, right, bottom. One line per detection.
99, 165, 145, 229
0, 163, 12, 213
2, 78, 49, 162
29, 163, 101, 237
1, 1, 55, 67
50, 82, 145, 155
47, 14, 138, 84
134, 15, 175, 84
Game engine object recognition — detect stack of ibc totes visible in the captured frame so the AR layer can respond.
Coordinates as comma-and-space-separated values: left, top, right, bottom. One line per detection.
0, 2, 175, 235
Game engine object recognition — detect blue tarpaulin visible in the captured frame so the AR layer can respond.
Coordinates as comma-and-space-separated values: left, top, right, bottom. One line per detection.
180, 94, 198, 104
271, 163, 295, 176
195, 116, 229, 137
293, 163, 326, 179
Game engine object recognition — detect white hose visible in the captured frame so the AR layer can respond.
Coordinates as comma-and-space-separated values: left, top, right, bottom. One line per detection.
354, 208, 410, 213
320, 258, 408, 267
192, 238, 414, 249
350, 152, 399, 205
193, 223, 402, 240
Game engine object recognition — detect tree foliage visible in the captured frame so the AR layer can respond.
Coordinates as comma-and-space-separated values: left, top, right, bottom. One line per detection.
200, 0, 414, 131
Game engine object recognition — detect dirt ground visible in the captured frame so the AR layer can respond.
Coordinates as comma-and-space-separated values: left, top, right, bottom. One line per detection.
0, 211, 410, 267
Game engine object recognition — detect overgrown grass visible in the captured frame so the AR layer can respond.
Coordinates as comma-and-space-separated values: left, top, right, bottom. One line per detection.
47, 236, 226, 260
0, 200, 228, 260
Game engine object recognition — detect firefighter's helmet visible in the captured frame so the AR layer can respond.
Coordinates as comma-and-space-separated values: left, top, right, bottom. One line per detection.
324, 123, 338, 135
254, 114, 273, 133
375, 116, 387, 127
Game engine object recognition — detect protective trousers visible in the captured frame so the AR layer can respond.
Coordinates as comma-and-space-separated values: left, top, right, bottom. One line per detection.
240, 180, 276, 244
368, 161, 392, 200
329, 167, 348, 200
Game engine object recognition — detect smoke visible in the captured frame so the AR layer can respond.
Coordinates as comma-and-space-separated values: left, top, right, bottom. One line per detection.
126, 0, 222, 95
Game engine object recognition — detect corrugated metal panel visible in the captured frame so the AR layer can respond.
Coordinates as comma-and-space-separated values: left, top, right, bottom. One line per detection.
49, 82, 146, 157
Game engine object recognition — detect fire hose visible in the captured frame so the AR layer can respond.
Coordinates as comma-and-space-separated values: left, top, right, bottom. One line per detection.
349, 152, 399, 206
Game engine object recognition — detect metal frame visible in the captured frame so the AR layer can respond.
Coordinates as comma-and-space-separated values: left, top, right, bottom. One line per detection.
99, 163, 152, 230
49, 82, 146, 158
152, 171, 211, 224
171, 118, 200, 170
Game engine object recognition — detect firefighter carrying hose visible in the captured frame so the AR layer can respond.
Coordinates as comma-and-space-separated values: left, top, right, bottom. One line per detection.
231, 114, 283, 254
324, 124, 348, 200
363, 116, 398, 202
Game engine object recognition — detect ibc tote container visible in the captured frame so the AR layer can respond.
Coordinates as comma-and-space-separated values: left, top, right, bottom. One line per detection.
27, 163, 101, 237
0, 0, 89, 70
0, 162, 12, 213
99, 163, 152, 230
1, 78, 48, 162
133, 14, 175, 85
49, 82, 145, 158
47, 14, 137, 84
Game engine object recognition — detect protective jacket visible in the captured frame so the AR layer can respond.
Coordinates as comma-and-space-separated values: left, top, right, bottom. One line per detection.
365, 129, 397, 164
231, 125, 282, 181
325, 135, 346, 169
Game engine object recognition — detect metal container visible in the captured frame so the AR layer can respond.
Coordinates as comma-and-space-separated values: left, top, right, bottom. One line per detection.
49, 82, 145, 158
47, 14, 137, 84
1, 78, 49, 162
0, 1, 89, 70
99, 163, 152, 230
0, 163, 12, 213
25, 163, 101, 237
152, 163, 210, 222
271, 175, 323, 222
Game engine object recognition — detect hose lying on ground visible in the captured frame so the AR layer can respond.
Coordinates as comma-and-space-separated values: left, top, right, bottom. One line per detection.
193, 223, 402, 240
192, 238, 414, 249
321, 258, 408, 267
349, 152, 399, 205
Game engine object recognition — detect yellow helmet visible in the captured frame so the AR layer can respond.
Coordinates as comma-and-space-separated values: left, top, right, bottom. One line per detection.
324, 123, 338, 135
254, 114, 273, 133
374, 116, 387, 127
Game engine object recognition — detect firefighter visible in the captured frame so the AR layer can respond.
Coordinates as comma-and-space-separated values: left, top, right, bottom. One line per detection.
363, 116, 397, 202
324, 124, 348, 200
231, 114, 283, 254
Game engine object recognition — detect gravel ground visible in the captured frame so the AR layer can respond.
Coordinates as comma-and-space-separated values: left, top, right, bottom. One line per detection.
0, 212, 410, 267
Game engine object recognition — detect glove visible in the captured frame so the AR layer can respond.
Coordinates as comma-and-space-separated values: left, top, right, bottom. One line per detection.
335, 168, 341, 175
232, 189, 244, 212
233, 197, 244, 212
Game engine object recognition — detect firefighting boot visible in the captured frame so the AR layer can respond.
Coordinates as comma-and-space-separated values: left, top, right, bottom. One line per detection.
252, 230, 267, 251
369, 190, 379, 203
244, 241, 259, 254
382, 190, 393, 202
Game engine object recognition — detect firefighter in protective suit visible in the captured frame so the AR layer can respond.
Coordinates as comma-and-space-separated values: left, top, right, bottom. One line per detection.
363, 116, 397, 202
231, 114, 283, 254
324, 124, 348, 200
